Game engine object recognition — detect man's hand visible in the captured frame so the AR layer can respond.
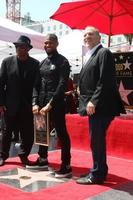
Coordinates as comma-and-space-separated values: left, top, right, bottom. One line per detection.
65, 91, 73, 96
32, 105, 39, 114
86, 101, 95, 115
39, 103, 52, 115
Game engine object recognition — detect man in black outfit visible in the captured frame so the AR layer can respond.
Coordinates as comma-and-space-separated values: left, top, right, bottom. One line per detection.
27, 33, 72, 178
76, 26, 125, 185
0, 35, 40, 166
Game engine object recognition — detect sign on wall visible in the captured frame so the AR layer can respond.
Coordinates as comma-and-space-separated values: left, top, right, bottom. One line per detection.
113, 52, 133, 109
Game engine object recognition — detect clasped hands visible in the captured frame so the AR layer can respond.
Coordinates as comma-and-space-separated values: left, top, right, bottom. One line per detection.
86, 101, 95, 115
32, 103, 52, 115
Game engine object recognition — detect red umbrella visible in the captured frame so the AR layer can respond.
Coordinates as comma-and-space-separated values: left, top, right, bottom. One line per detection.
50, 0, 133, 46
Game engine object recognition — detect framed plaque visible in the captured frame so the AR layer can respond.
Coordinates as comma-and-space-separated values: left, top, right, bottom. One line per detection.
34, 112, 50, 146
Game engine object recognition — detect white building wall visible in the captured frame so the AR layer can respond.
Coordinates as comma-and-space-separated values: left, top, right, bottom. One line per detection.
42, 19, 72, 38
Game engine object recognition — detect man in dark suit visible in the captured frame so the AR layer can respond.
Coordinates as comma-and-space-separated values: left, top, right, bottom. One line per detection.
0, 35, 40, 166
27, 34, 72, 178
76, 26, 125, 184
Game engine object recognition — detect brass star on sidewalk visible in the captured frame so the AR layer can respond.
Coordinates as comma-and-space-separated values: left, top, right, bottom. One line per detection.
0, 168, 66, 192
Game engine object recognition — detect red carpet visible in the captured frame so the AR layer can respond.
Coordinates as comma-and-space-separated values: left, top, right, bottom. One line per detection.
0, 114, 133, 200
0, 150, 133, 200
66, 114, 133, 160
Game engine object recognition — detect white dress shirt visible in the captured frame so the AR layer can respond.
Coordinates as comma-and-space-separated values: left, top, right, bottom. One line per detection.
83, 43, 101, 65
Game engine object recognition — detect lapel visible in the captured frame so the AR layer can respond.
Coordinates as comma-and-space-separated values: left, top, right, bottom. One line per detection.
12, 56, 20, 77
80, 45, 103, 80
12, 56, 33, 79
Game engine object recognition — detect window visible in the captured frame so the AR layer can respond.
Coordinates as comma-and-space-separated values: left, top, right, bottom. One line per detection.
59, 31, 62, 36
53, 25, 56, 30
101, 38, 105, 44
65, 30, 69, 35
59, 24, 63, 29
47, 26, 50, 31
117, 37, 122, 43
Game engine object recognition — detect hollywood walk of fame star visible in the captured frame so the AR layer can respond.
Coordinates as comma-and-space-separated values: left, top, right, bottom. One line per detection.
0, 167, 66, 192
123, 60, 132, 70
119, 81, 133, 105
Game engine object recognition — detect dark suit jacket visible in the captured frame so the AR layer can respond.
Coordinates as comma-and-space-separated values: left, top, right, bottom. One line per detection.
0, 55, 40, 116
79, 45, 125, 116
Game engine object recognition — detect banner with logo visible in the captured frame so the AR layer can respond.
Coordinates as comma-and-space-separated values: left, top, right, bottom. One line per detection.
113, 52, 133, 109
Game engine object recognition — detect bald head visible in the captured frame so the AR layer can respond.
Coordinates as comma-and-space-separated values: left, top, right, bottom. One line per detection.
44, 33, 59, 55
85, 26, 100, 35
45, 33, 58, 43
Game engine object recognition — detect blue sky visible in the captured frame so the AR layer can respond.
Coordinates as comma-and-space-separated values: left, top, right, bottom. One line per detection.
0, 0, 69, 21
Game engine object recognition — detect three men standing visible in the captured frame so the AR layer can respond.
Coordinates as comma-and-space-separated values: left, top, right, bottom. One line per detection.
0, 28, 125, 185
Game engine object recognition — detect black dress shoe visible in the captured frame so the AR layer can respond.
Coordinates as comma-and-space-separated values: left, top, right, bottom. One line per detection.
19, 156, 30, 165
26, 157, 49, 169
76, 175, 104, 185
19, 156, 36, 167
0, 158, 4, 166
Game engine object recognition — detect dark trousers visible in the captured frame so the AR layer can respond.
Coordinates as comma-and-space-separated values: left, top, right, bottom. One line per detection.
38, 103, 71, 166
88, 115, 114, 179
0, 107, 34, 160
